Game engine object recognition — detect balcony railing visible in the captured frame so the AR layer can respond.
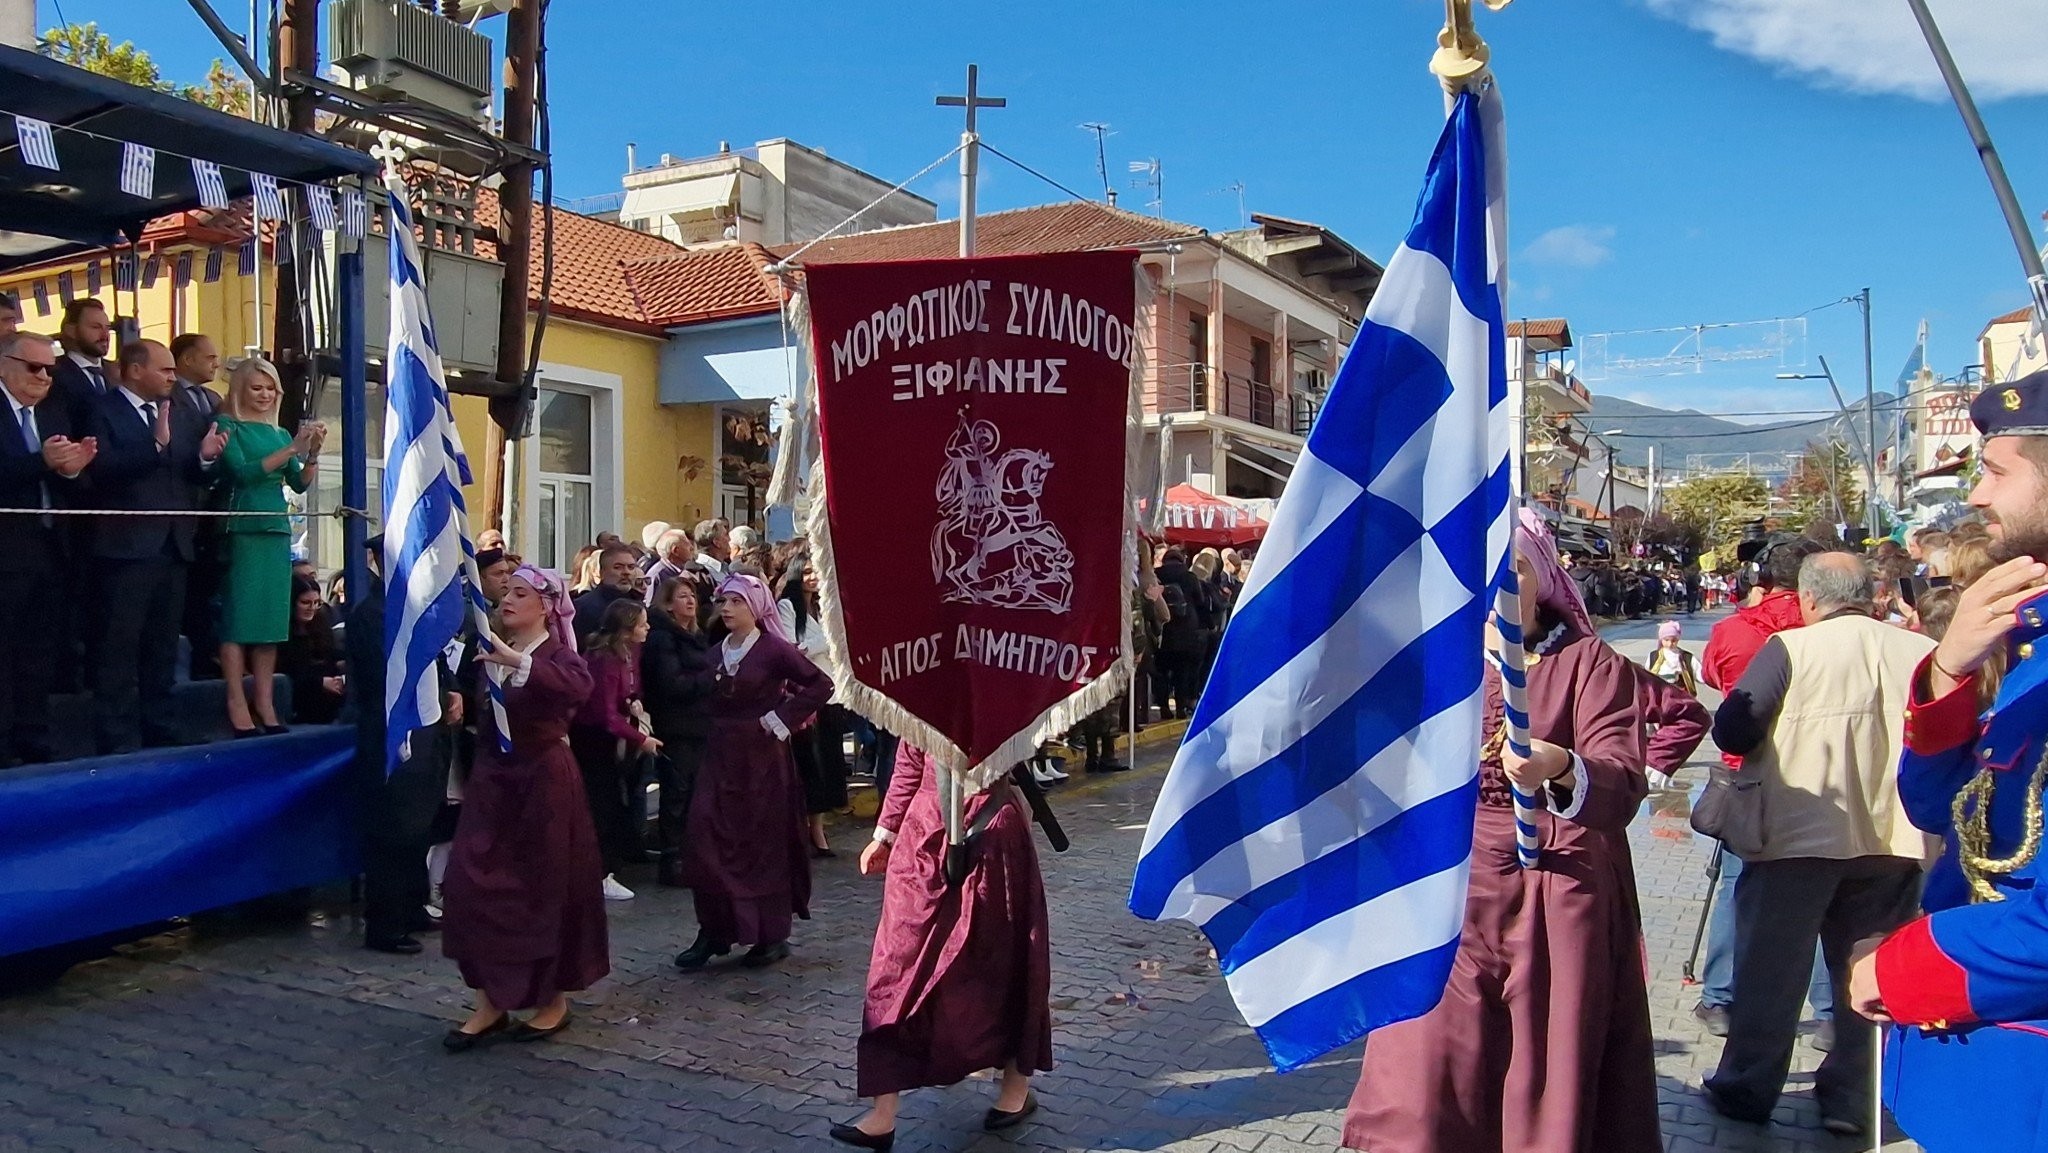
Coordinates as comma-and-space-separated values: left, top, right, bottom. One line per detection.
1154, 363, 1307, 437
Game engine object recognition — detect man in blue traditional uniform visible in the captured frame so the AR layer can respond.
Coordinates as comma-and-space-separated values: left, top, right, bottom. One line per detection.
1846, 366, 2048, 1152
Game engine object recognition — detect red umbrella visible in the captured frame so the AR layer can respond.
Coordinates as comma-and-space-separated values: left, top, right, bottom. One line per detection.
1155, 484, 1268, 548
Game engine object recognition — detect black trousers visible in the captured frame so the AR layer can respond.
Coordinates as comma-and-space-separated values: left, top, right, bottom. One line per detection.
1155, 651, 1202, 718
0, 543, 58, 764
1706, 854, 1922, 1122
361, 729, 449, 942
570, 728, 638, 875
183, 532, 224, 681
94, 556, 188, 755
653, 736, 704, 859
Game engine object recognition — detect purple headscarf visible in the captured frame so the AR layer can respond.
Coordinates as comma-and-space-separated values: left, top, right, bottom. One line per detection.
510, 564, 579, 653
1513, 507, 1595, 638
715, 572, 784, 637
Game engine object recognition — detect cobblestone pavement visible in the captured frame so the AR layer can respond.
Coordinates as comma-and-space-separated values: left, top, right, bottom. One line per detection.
0, 612, 1907, 1153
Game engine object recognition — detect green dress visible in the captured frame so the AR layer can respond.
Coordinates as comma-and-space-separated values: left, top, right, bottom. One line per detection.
217, 418, 309, 645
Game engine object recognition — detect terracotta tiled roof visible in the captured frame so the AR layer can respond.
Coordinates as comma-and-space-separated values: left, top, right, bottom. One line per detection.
775, 202, 1205, 265
471, 186, 684, 333
623, 243, 786, 326
1506, 318, 1572, 341
1986, 305, 2036, 329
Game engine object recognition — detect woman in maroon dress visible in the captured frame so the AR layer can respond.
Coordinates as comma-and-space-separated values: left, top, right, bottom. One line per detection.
830, 745, 1054, 1150
440, 565, 607, 1051
1344, 512, 1660, 1152
674, 573, 832, 970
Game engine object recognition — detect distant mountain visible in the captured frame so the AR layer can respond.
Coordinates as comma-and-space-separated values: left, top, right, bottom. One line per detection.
1585, 393, 1899, 472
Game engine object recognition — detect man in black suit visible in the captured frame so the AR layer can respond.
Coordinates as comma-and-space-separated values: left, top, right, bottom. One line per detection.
47, 298, 113, 692
85, 339, 229, 755
0, 332, 95, 766
171, 333, 227, 680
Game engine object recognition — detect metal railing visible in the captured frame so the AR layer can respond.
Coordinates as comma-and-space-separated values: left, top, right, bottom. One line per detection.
1153, 363, 1309, 436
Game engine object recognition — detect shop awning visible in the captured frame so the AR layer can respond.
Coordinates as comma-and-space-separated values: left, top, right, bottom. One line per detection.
623, 173, 738, 223
0, 43, 378, 270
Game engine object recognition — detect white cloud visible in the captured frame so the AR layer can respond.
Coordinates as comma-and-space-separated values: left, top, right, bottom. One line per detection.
1644, 0, 2048, 102
1522, 224, 1616, 268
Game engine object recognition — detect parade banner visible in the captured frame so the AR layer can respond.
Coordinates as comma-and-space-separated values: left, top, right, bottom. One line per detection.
802, 250, 1138, 784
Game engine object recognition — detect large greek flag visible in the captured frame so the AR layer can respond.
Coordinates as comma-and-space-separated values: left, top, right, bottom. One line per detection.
1128, 86, 1511, 1072
381, 173, 504, 771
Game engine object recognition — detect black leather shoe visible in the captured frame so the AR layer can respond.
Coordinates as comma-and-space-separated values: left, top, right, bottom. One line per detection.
231, 728, 261, 740
407, 910, 443, 934
365, 934, 423, 955
1087, 759, 1130, 774
741, 941, 791, 968
674, 935, 732, 970
441, 1014, 511, 1052
262, 724, 290, 737
984, 1091, 1038, 1131
828, 1122, 895, 1150
509, 1011, 571, 1043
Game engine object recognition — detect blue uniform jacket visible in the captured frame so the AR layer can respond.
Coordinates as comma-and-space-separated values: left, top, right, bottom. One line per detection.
1883, 592, 2048, 1152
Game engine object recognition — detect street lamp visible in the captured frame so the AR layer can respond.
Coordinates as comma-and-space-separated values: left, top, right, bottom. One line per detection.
1779, 354, 1880, 541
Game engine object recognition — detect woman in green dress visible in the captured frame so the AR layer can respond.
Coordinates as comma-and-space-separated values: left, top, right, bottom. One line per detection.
215, 357, 324, 736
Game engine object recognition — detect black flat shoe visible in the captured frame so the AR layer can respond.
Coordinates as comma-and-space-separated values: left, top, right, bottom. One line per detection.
984, 1092, 1038, 1131
509, 1011, 571, 1043
364, 934, 423, 955
441, 1014, 511, 1052
262, 724, 289, 736
231, 728, 260, 740
741, 941, 791, 968
811, 846, 837, 859
828, 1121, 894, 1150
674, 935, 732, 970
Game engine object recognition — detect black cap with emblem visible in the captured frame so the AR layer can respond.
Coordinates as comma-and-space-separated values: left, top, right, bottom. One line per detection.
1971, 367, 2048, 438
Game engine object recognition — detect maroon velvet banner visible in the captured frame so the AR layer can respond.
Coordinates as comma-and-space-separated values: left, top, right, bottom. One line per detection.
805, 250, 1137, 777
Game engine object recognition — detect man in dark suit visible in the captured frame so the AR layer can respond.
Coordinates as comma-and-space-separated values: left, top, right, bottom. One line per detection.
84, 339, 228, 755
0, 331, 94, 766
47, 298, 113, 692
170, 332, 226, 680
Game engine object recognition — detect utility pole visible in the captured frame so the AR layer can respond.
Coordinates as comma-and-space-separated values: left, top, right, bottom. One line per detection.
1859, 287, 1878, 541
486, 0, 542, 540
272, 0, 317, 426
937, 65, 1004, 258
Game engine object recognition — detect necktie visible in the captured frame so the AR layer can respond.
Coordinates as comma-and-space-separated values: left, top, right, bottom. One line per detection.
19, 404, 50, 526
86, 365, 105, 394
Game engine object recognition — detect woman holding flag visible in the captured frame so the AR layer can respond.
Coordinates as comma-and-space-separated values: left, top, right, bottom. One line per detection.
1344, 511, 1659, 1152
439, 565, 608, 1051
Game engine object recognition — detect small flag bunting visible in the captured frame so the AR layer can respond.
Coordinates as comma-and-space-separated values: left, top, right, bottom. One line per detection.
142, 255, 161, 289
174, 252, 193, 288
14, 116, 57, 170
85, 259, 101, 294
204, 247, 223, 283
115, 254, 136, 292
238, 241, 256, 277
119, 142, 155, 198
30, 280, 47, 315
308, 185, 337, 231
55, 271, 72, 302
341, 185, 368, 238
192, 159, 229, 209
252, 172, 284, 220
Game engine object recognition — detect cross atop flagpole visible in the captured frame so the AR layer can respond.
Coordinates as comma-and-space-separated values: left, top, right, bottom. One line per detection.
936, 64, 1005, 258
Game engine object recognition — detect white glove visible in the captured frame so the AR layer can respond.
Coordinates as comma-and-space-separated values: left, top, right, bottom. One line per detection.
760, 713, 791, 741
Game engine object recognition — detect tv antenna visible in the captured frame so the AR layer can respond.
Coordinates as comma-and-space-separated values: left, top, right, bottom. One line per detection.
1129, 158, 1163, 217
1081, 122, 1115, 205
1214, 180, 1247, 227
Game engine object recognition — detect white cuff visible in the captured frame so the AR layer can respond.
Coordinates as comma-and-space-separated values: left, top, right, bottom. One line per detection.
1542, 753, 1590, 822
507, 651, 535, 689
871, 827, 896, 845
760, 712, 790, 741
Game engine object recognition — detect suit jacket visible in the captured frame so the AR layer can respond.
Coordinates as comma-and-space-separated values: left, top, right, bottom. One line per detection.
0, 395, 81, 572
48, 357, 110, 438
84, 387, 215, 562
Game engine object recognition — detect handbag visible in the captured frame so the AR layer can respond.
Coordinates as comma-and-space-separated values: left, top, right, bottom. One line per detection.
1689, 761, 1765, 859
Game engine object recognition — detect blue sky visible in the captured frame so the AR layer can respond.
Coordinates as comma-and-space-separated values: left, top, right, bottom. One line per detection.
52, 0, 2048, 425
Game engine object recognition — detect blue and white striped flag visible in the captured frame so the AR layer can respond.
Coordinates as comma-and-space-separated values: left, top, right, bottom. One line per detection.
340, 185, 368, 239
1128, 85, 1511, 1073
119, 142, 155, 198
251, 172, 284, 220
306, 185, 337, 232
381, 172, 508, 770
192, 159, 230, 209
13, 116, 57, 170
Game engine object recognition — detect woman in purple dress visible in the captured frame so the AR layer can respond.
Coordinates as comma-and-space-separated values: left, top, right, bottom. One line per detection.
830, 745, 1054, 1150
440, 565, 607, 1051
1344, 512, 1660, 1152
673, 573, 832, 970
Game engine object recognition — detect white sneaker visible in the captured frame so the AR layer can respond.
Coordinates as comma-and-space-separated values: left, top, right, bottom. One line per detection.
1646, 769, 1674, 790
1040, 758, 1069, 781
602, 874, 636, 901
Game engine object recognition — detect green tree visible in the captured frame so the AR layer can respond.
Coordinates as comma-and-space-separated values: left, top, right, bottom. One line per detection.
38, 23, 250, 113
1776, 440, 1863, 536
1664, 472, 1772, 565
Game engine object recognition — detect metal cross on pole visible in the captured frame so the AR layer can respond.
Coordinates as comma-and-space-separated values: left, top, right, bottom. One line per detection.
937, 64, 1006, 258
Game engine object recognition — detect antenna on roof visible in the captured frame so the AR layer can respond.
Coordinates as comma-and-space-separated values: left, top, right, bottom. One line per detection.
1128, 158, 1162, 217
1081, 122, 1114, 205
1214, 180, 1246, 228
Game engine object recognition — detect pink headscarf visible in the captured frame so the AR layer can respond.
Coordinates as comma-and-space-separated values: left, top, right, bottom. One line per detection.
1513, 508, 1595, 638
511, 564, 579, 652
715, 572, 784, 637
1657, 620, 1683, 642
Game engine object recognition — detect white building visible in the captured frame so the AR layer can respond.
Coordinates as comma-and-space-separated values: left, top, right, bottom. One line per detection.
616, 139, 935, 248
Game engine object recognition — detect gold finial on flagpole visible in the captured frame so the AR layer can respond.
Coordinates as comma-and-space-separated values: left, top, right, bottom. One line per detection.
1431, 0, 1513, 92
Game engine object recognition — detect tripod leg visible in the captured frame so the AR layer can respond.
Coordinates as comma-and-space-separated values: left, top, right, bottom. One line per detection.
1682, 842, 1725, 984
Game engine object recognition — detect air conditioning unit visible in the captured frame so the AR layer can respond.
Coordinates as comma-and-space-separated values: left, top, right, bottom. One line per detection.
330, 0, 495, 124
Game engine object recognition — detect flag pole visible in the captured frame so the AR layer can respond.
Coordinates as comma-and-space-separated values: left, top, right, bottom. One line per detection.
1435, 0, 1538, 869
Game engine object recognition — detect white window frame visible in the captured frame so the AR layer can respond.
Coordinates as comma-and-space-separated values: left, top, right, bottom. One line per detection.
520, 362, 625, 567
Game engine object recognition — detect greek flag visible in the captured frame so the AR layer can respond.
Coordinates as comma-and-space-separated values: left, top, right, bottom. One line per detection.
251, 172, 284, 220
192, 159, 229, 210
307, 185, 337, 232
381, 172, 508, 770
13, 116, 57, 170
119, 142, 154, 198
340, 186, 368, 239
1128, 86, 1511, 1072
